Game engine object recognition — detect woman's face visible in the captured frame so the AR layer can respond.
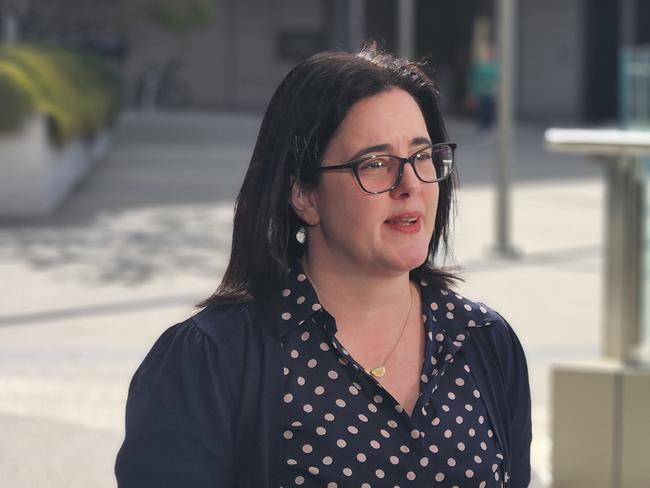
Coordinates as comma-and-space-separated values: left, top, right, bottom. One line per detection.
295, 88, 440, 277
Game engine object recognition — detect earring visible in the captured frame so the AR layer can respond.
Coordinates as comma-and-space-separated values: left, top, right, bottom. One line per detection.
296, 226, 307, 244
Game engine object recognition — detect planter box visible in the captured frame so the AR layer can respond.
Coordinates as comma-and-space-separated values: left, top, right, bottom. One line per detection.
0, 116, 111, 218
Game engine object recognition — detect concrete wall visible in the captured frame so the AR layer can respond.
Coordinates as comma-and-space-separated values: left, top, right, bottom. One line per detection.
517, 0, 585, 122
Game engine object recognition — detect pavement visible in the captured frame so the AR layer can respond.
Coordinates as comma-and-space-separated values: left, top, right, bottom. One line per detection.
0, 110, 605, 487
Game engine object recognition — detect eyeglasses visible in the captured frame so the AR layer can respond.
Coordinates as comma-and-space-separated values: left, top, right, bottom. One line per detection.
318, 143, 456, 194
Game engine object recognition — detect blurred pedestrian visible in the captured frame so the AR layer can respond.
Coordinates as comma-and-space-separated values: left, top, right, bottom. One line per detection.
115, 45, 531, 487
468, 41, 499, 132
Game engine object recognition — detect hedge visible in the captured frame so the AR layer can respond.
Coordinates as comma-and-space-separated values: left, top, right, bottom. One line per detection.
0, 44, 120, 145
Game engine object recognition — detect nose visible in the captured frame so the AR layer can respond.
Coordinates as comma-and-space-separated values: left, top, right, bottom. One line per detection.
391, 160, 421, 197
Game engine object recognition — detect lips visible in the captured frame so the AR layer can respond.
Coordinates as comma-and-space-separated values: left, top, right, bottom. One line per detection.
384, 211, 423, 233
384, 212, 422, 225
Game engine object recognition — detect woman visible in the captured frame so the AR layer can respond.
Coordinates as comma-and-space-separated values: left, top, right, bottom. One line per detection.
115, 46, 531, 487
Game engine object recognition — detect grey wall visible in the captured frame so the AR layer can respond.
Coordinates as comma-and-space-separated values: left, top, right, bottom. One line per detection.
517, 0, 585, 122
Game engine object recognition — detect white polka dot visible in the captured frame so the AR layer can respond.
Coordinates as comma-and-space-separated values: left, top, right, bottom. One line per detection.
457, 442, 466, 451
307, 359, 318, 368
336, 439, 347, 448
492, 463, 499, 472
496, 453, 504, 460
387, 420, 397, 428
446, 312, 454, 319
358, 414, 369, 422
282, 312, 292, 320
481, 441, 487, 450
480, 482, 487, 488
323, 456, 333, 465
349, 385, 359, 395
297, 376, 306, 386
312, 303, 322, 311
361, 484, 371, 488
420, 457, 429, 467
347, 425, 359, 434
324, 413, 335, 421
303, 404, 313, 413
406, 471, 416, 480
473, 389, 481, 398
343, 467, 352, 476
327, 483, 337, 488
448, 392, 456, 400
301, 331, 310, 341
456, 416, 464, 424
421, 374, 429, 383
495, 472, 501, 481
429, 444, 439, 453
287, 458, 297, 465
390, 455, 399, 464
447, 458, 456, 467
320, 342, 330, 351
290, 349, 299, 358
295, 475, 304, 485
455, 378, 465, 386
465, 404, 473, 412
435, 473, 445, 482
283, 367, 289, 375
316, 426, 326, 435
480, 306, 487, 313
356, 452, 366, 462
468, 319, 476, 327
469, 428, 476, 437
297, 296, 305, 304
432, 417, 440, 426
435, 333, 444, 341
327, 370, 338, 379
308, 466, 319, 475
373, 395, 383, 403
478, 415, 484, 424
443, 429, 452, 439
380, 429, 390, 438
442, 405, 450, 412
375, 469, 385, 479
368, 403, 378, 413
315, 386, 325, 395
488, 429, 493, 438
302, 444, 313, 453
474, 455, 482, 463
400, 445, 410, 453
446, 302, 454, 310
370, 440, 380, 449
283, 394, 293, 403
283, 430, 293, 439
297, 273, 306, 281
336, 399, 346, 408
465, 469, 474, 478
410, 429, 420, 439
282, 289, 291, 297
430, 302, 439, 310
291, 421, 302, 427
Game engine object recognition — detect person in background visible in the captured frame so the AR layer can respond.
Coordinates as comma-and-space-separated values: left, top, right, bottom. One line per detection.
468, 41, 499, 132
115, 45, 531, 487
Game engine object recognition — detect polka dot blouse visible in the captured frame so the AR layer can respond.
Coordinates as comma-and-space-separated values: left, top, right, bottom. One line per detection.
278, 264, 505, 487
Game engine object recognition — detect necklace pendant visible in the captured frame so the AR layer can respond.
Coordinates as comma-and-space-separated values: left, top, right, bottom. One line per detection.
368, 366, 386, 378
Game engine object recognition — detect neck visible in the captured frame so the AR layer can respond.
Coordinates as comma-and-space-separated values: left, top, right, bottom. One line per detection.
301, 253, 414, 329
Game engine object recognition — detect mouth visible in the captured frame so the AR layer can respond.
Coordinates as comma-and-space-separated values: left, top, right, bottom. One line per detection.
384, 212, 422, 226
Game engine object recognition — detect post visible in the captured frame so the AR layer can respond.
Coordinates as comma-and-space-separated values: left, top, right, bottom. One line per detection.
397, 0, 415, 59
348, 0, 365, 51
495, 0, 517, 256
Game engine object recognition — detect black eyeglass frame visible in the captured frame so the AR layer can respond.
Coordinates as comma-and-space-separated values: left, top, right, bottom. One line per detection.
317, 142, 457, 195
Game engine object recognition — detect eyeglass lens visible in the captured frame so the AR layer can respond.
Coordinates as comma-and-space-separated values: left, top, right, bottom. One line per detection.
357, 145, 453, 193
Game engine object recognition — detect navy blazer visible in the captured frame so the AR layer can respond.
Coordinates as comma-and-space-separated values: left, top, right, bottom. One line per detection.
115, 293, 532, 487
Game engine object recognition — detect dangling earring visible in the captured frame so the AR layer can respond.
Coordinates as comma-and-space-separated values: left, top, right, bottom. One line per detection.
296, 226, 307, 244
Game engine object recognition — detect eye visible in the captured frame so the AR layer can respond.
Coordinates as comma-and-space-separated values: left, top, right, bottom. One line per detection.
414, 149, 433, 161
358, 157, 389, 171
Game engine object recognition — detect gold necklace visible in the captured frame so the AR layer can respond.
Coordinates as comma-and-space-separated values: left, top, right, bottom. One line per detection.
364, 284, 413, 378
301, 260, 414, 379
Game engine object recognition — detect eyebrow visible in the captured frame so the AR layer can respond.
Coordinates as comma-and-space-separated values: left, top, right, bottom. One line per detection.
348, 137, 432, 160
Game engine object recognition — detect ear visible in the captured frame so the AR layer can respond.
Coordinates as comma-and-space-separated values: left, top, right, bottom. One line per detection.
290, 179, 320, 226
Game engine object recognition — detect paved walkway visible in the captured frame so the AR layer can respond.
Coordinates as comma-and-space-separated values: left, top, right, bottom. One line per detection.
0, 111, 604, 487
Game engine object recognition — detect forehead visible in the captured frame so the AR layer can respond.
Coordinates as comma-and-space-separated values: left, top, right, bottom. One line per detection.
326, 88, 429, 160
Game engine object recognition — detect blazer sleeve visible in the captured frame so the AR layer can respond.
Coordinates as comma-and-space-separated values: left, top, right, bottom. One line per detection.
497, 313, 532, 488
115, 320, 236, 487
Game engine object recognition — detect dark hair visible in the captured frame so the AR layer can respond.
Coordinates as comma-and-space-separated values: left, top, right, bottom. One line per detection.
199, 46, 461, 307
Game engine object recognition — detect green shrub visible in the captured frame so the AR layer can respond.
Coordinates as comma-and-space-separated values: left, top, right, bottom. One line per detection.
0, 69, 34, 133
0, 44, 120, 145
